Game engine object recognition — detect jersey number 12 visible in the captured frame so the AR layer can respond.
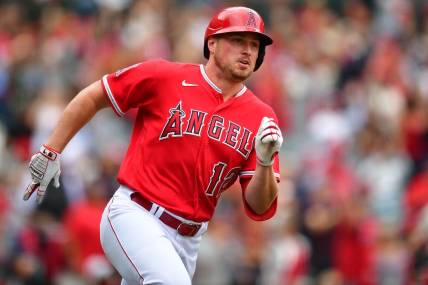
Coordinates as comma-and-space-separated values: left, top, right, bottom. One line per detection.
205, 162, 240, 198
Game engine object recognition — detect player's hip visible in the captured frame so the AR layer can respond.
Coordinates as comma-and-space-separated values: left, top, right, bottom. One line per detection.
108, 185, 209, 238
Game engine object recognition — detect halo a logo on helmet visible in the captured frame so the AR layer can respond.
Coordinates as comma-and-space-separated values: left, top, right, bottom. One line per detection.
246, 11, 258, 31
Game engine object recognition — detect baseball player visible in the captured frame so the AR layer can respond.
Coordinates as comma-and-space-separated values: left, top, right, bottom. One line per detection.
23, 6, 283, 285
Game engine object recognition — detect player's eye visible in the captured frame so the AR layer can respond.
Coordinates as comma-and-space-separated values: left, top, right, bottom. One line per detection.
230, 37, 243, 44
250, 41, 260, 49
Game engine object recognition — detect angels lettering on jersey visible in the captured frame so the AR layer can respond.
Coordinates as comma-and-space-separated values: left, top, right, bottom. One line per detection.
159, 101, 253, 159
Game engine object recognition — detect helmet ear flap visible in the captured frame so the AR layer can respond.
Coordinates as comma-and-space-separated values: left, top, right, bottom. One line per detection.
204, 41, 209, 59
254, 44, 266, 71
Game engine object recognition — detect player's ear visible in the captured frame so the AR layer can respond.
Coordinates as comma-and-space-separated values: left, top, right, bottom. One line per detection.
207, 37, 218, 56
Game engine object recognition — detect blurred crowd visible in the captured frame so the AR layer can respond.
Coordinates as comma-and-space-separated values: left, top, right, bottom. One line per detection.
0, 0, 428, 284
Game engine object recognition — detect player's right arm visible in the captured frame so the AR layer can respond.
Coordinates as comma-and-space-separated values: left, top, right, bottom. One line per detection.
23, 80, 109, 203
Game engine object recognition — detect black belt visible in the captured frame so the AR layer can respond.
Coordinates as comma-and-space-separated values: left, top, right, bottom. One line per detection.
130, 192, 201, 237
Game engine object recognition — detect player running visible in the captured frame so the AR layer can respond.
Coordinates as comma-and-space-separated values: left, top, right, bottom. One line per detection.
24, 6, 283, 285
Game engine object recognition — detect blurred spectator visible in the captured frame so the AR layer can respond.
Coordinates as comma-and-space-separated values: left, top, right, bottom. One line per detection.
374, 225, 409, 285
62, 181, 109, 275
407, 205, 428, 284
331, 193, 377, 285
260, 198, 310, 285
400, 94, 428, 176
301, 187, 339, 280
193, 221, 234, 285
404, 162, 428, 235
6, 210, 66, 284
356, 123, 410, 228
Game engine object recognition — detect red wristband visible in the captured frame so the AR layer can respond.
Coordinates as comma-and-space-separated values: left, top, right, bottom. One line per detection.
40, 145, 59, 160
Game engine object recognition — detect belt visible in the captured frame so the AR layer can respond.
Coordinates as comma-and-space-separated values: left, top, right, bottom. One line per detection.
130, 192, 201, 237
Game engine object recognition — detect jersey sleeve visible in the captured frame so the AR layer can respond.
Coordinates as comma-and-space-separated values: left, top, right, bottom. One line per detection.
242, 188, 278, 221
101, 59, 162, 116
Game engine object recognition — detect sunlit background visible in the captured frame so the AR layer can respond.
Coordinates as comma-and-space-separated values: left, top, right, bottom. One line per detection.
0, 0, 428, 284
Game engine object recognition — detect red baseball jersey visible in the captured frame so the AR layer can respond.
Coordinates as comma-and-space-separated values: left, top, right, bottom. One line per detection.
101, 59, 280, 222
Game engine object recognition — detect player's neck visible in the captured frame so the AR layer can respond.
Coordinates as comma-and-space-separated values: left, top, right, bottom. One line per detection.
204, 63, 244, 101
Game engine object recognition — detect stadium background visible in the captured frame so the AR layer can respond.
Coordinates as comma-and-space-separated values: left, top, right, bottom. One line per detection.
0, 0, 428, 284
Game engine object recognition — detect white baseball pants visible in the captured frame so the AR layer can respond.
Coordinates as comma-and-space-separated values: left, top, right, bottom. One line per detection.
100, 186, 208, 285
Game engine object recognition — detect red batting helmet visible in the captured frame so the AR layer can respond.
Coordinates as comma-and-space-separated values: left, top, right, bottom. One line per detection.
204, 6, 273, 71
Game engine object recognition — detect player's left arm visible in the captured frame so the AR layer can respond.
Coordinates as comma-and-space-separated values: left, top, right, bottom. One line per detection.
244, 117, 282, 214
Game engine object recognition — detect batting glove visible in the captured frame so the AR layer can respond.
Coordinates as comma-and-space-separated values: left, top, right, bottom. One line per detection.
23, 145, 61, 204
255, 117, 283, 166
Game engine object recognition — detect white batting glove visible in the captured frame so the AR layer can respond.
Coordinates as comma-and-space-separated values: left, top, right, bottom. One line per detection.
255, 117, 283, 166
23, 145, 61, 204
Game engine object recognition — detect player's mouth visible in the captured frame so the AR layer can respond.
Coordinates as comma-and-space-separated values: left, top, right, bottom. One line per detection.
237, 59, 251, 69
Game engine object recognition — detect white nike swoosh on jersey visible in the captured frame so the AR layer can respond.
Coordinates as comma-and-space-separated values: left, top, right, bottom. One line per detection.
182, 80, 199, 87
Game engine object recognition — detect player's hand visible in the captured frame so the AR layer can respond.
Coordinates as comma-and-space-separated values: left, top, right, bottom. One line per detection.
23, 145, 61, 204
255, 117, 283, 166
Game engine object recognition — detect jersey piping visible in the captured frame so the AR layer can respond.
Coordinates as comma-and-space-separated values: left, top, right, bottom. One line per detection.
240, 171, 281, 181
103, 75, 125, 116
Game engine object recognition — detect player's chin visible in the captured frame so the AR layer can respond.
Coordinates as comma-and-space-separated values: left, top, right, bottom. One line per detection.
232, 65, 253, 79
232, 69, 252, 81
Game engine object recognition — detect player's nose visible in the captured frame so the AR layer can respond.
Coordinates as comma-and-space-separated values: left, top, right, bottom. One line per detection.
241, 42, 252, 55
241, 40, 258, 57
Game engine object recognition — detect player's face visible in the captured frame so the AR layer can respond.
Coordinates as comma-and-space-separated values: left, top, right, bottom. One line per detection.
212, 33, 260, 82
